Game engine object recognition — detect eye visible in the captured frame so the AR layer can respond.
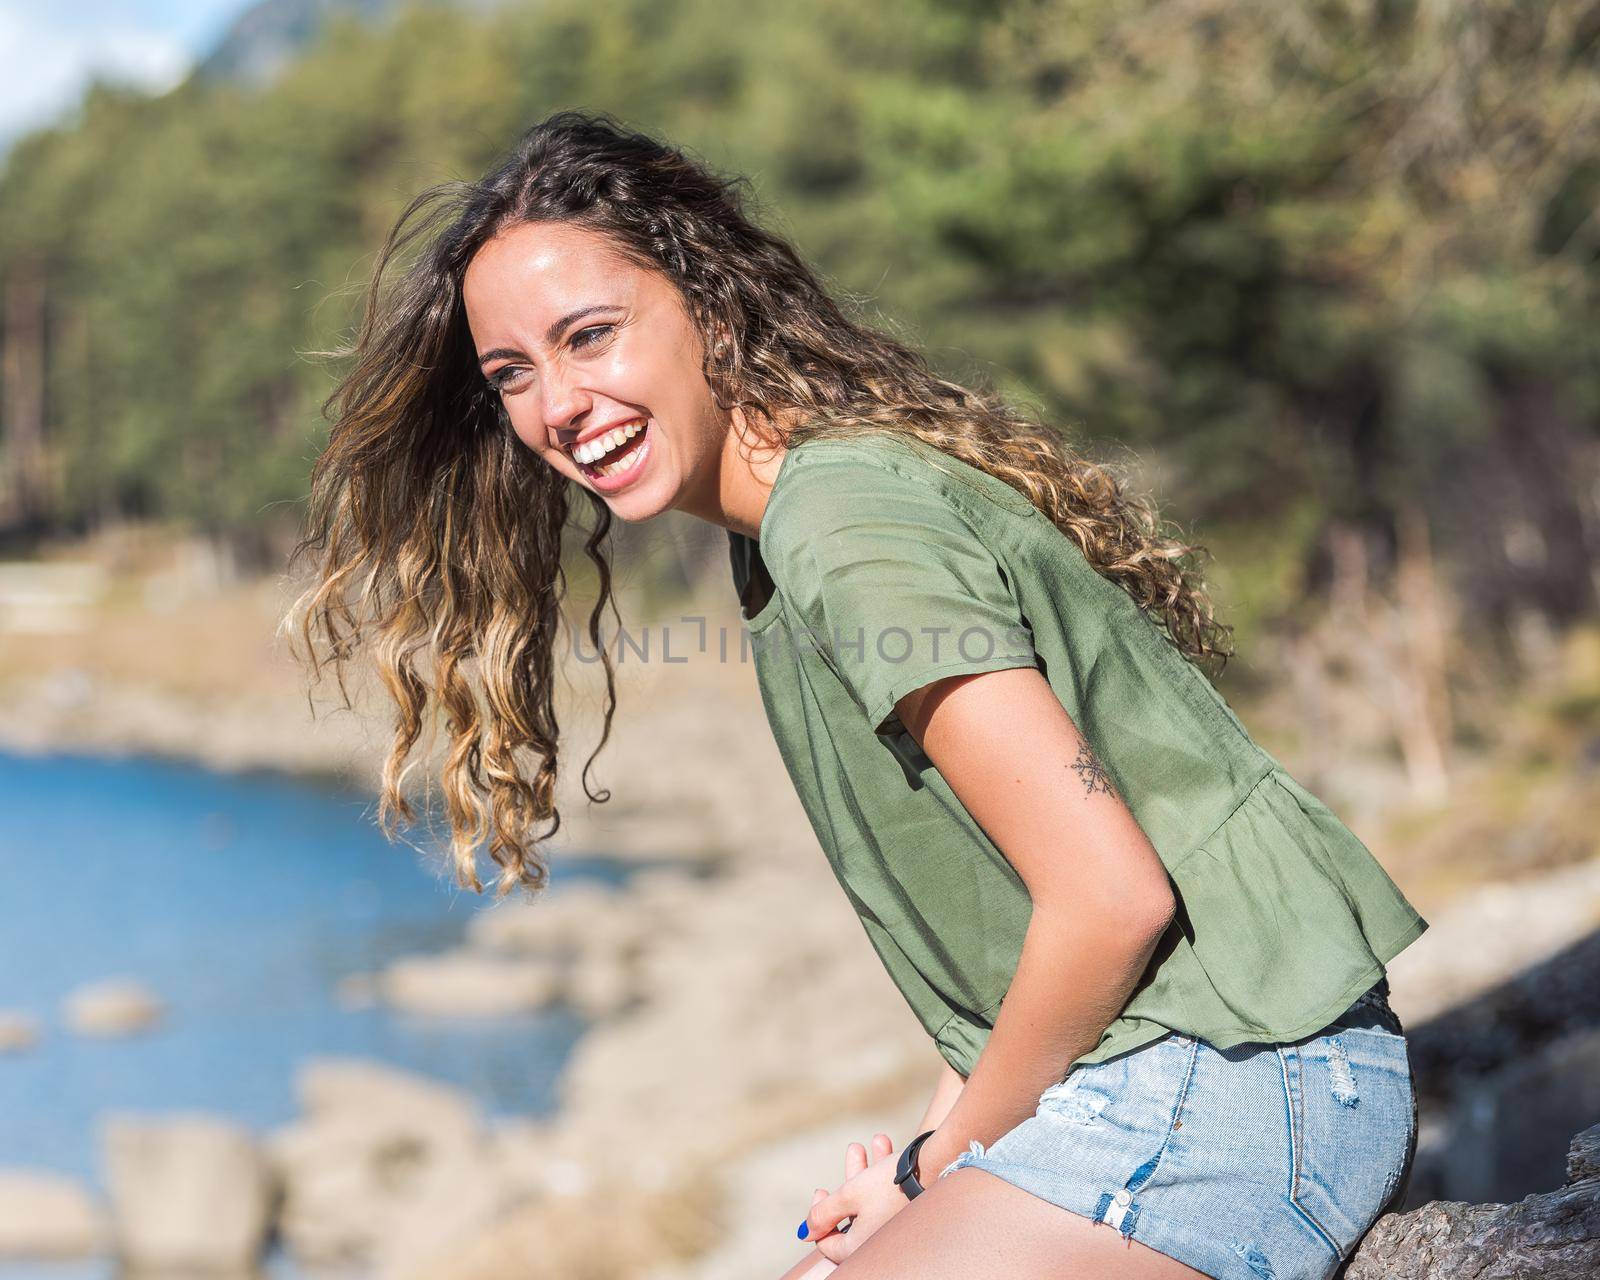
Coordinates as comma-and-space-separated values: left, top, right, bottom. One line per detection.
570, 323, 614, 350
487, 365, 530, 393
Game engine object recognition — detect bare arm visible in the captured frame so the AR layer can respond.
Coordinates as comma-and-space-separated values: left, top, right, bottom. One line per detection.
913, 1060, 968, 1136
892, 666, 1178, 1183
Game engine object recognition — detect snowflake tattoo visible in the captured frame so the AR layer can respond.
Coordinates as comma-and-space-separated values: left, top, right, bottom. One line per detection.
1070, 739, 1118, 799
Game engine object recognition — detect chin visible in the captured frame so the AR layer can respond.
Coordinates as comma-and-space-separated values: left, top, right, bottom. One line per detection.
566, 462, 668, 516
604, 486, 676, 523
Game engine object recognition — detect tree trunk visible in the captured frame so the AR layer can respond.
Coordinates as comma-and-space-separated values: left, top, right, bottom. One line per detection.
1, 261, 50, 528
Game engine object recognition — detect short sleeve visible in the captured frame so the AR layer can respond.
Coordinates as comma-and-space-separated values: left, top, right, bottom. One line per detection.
763, 448, 1040, 737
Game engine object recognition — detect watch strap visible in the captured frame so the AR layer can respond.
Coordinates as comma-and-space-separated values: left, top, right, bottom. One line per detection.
894, 1129, 938, 1200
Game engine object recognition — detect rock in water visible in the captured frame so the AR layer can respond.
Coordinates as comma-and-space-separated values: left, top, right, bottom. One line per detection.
377, 948, 562, 1017
62, 978, 164, 1037
0, 1170, 109, 1259
267, 1058, 511, 1273
0, 1011, 40, 1054
101, 1113, 274, 1273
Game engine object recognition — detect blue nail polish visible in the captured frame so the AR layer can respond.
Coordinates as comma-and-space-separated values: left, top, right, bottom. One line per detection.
797, 1220, 809, 1240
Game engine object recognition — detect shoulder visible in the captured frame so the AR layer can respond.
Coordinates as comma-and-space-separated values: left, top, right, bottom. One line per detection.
756, 434, 1041, 732
761, 435, 976, 573
763, 430, 1034, 536
772, 433, 934, 500
778, 433, 1037, 523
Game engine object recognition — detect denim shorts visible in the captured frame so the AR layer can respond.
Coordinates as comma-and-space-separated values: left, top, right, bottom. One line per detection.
937, 978, 1418, 1280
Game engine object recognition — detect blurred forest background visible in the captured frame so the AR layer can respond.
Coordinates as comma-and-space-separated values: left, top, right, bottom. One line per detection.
3, 0, 1598, 789
1, 1, 1599, 1276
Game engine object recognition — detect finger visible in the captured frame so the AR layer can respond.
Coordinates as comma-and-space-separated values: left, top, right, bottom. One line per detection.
817, 1220, 855, 1265
800, 1191, 847, 1243
807, 1188, 855, 1241
844, 1141, 867, 1180
870, 1132, 894, 1163
806, 1191, 851, 1245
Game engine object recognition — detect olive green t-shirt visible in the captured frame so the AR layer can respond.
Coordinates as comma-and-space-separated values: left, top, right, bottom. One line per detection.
728, 432, 1428, 1080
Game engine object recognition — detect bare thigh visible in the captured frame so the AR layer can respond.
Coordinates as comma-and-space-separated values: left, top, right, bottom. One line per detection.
772, 1167, 1211, 1280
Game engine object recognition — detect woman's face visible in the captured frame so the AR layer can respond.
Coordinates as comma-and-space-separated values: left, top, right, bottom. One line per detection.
463, 220, 729, 521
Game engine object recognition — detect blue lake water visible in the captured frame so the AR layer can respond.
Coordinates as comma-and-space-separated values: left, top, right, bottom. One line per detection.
0, 747, 638, 1262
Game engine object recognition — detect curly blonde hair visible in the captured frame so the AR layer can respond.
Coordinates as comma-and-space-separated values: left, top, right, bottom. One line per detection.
284, 109, 1233, 900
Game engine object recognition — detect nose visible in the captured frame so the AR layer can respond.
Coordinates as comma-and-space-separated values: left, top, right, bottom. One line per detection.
538, 361, 591, 440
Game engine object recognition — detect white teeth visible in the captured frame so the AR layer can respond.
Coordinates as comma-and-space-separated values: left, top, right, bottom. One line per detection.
595, 439, 648, 479
572, 420, 644, 465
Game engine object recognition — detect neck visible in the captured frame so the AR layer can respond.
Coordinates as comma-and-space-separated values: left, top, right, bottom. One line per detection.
680, 406, 796, 541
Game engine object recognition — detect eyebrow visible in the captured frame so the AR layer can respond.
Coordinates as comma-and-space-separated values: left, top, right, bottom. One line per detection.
476, 304, 618, 368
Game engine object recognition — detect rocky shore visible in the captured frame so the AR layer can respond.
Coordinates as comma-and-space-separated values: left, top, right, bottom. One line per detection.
0, 558, 947, 1277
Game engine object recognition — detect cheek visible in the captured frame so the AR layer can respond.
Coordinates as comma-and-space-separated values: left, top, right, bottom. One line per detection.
503, 410, 549, 459
513, 427, 564, 472
511, 418, 541, 453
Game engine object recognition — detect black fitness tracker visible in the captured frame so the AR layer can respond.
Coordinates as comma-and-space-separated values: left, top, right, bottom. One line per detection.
894, 1128, 938, 1201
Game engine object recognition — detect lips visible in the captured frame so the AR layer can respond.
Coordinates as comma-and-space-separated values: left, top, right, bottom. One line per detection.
574, 418, 652, 490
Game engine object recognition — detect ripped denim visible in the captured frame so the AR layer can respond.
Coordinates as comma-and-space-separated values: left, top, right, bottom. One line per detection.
937, 979, 1417, 1280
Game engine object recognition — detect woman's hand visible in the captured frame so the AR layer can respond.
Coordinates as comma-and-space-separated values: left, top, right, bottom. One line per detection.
801, 1130, 913, 1264
799, 1135, 891, 1257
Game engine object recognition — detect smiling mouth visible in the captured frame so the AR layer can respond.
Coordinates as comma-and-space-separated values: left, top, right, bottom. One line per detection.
571, 419, 650, 479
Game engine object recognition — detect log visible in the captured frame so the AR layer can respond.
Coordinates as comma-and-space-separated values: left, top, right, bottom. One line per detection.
1344, 1123, 1600, 1279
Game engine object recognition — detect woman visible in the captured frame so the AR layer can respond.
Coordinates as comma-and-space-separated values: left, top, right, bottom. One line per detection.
287, 110, 1428, 1280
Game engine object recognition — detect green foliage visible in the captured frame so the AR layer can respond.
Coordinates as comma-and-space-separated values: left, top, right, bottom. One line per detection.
0, 0, 1595, 624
